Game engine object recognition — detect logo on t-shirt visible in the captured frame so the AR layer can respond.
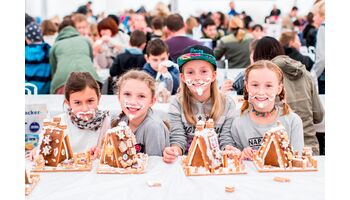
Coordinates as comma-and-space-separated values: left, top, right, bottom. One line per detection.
248, 137, 263, 150
135, 143, 144, 153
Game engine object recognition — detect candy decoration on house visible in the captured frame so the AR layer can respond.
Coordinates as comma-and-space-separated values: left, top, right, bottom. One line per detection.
31, 117, 92, 172
97, 121, 148, 174
253, 122, 318, 172
183, 119, 246, 176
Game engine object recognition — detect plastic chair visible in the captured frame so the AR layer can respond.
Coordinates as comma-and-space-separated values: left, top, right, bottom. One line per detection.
25, 83, 38, 95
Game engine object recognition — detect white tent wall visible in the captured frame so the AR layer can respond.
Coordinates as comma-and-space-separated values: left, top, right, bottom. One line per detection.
25, 0, 316, 24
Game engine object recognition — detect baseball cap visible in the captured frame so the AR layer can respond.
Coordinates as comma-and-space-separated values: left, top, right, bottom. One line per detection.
177, 44, 217, 71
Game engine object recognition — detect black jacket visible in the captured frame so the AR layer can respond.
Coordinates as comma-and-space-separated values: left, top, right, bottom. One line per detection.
284, 47, 314, 71
109, 49, 146, 78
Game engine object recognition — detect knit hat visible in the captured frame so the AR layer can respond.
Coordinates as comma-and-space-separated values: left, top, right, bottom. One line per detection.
177, 44, 217, 71
25, 22, 43, 43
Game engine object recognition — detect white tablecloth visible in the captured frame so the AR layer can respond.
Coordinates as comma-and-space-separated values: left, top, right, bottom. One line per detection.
26, 156, 324, 200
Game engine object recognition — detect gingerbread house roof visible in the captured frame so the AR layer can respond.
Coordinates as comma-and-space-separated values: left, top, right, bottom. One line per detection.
38, 117, 73, 167
255, 123, 294, 168
186, 119, 223, 170
100, 121, 138, 168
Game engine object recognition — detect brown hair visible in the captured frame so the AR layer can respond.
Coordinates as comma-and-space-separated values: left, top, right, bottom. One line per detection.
151, 16, 164, 30
97, 17, 119, 37
241, 60, 291, 115
228, 16, 246, 42
40, 20, 58, 36
64, 72, 101, 101
72, 13, 87, 23
130, 30, 146, 47
146, 39, 168, 56
279, 31, 297, 47
58, 19, 75, 32
166, 14, 185, 32
179, 65, 225, 126
111, 70, 156, 127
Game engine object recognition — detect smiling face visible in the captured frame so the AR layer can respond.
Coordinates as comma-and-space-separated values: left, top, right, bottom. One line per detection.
181, 60, 216, 99
119, 79, 156, 121
65, 86, 100, 120
245, 67, 282, 112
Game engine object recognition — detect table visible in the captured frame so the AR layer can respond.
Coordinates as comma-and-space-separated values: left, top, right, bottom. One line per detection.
26, 156, 325, 200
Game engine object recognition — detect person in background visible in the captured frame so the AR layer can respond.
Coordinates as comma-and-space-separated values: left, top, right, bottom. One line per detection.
201, 18, 223, 49
40, 19, 58, 46
72, 13, 91, 39
302, 12, 317, 47
251, 24, 264, 40
312, 0, 325, 95
164, 14, 201, 63
270, 4, 281, 18
279, 31, 314, 71
25, 21, 51, 94
49, 19, 101, 94
150, 16, 165, 40
240, 11, 252, 29
143, 39, 180, 95
282, 6, 299, 30
212, 11, 227, 35
76, 1, 92, 15
228, 1, 240, 17
185, 16, 200, 38
214, 16, 253, 69
94, 17, 130, 69
109, 30, 147, 79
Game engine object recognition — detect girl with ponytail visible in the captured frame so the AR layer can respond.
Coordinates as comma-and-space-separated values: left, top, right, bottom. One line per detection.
219, 60, 304, 161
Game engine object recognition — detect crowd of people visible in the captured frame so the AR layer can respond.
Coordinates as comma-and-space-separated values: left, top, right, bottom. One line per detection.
25, 0, 325, 159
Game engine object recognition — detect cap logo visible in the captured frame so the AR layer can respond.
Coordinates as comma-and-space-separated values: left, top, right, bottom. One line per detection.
190, 48, 204, 54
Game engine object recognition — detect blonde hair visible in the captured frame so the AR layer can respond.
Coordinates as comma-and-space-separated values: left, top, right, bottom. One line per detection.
112, 70, 156, 127
313, 0, 325, 17
228, 16, 246, 42
241, 60, 291, 115
279, 31, 298, 47
72, 13, 87, 23
179, 66, 225, 126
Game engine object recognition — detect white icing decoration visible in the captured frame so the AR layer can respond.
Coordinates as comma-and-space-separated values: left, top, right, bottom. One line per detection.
42, 145, 51, 156
54, 148, 58, 157
43, 135, 51, 145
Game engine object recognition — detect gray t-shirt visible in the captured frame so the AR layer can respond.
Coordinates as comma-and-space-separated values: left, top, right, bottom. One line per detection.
121, 109, 169, 156
219, 107, 304, 152
169, 94, 236, 154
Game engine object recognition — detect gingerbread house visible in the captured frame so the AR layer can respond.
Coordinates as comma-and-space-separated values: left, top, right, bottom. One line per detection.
25, 170, 39, 195
37, 117, 73, 167
183, 119, 246, 176
253, 122, 318, 172
97, 121, 147, 174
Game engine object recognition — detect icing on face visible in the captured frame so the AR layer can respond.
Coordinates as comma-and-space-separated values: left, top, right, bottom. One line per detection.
74, 109, 96, 121
185, 77, 212, 96
248, 93, 275, 109
123, 100, 145, 120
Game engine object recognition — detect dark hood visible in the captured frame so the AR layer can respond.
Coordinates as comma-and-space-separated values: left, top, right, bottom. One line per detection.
272, 55, 306, 80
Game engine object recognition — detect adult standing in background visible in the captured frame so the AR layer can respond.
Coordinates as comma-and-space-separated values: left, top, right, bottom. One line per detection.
49, 19, 101, 94
228, 1, 240, 17
214, 16, 253, 69
312, 0, 325, 94
164, 14, 200, 63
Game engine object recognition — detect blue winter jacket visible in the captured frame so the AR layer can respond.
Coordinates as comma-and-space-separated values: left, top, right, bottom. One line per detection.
25, 43, 51, 94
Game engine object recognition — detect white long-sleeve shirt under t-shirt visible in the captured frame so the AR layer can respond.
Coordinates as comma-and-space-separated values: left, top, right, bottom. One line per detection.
219, 107, 304, 152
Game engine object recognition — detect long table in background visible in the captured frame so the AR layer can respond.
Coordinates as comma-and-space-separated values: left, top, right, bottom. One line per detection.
25, 94, 325, 132
25, 156, 324, 200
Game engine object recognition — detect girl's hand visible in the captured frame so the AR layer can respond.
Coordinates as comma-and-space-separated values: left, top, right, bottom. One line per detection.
26, 148, 37, 161
221, 79, 234, 94
89, 146, 101, 160
163, 146, 181, 163
239, 147, 256, 161
223, 145, 241, 158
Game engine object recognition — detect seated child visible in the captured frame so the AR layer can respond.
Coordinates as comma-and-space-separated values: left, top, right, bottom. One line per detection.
219, 60, 304, 161
143, 39, 180, 96
111, 70, 170, 156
